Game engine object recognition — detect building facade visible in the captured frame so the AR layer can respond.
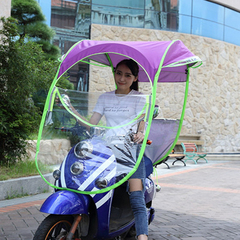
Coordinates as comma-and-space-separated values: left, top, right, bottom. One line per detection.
43, 0, 240, 153
89, 23, 240, 153
1, 0, 238, 153
48, 0, 240, 92
51, 0, 240, 51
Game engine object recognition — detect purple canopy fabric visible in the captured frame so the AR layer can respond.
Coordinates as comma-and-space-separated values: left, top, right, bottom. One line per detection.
145, 119, 180, 163
57, 40, 201, 83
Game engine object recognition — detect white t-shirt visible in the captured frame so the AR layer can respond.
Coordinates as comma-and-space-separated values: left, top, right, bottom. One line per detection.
93, 90, 147, 135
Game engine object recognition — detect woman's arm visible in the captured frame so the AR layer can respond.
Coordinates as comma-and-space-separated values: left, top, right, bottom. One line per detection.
56, 96, 102, 131
133, 114, 145, 144
71, 105, 102, 131
89, 112, 102, 126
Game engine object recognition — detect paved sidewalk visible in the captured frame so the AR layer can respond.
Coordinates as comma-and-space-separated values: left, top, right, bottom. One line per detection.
150, 159, 240, 240
0, 159, 240, 239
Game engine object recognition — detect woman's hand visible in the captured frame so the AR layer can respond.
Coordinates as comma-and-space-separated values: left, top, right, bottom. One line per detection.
56, 95, 73, 110
55, 96, 59, 103
133, 131, 144, 144
55, 96, 66, 109
55, 97, 64, 108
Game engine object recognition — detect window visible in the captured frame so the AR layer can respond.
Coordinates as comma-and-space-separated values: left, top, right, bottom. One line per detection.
178, 15, 191, 33
92, 0, 144, 9
92, 4, 144, 28
225, 8, 240, 30
192, 0, 224, 24
192, 17, 224, 41
179, 0, 192, 15
224, 26, 240, 46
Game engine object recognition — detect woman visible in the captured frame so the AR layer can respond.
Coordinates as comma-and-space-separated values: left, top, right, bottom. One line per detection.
69, 59, 148, 240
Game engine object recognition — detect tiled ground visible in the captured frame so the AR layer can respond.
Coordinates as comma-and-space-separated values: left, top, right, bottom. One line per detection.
0, 160, 240, 240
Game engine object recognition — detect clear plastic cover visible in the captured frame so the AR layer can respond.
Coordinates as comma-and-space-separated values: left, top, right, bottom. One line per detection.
36, 88, 150, 194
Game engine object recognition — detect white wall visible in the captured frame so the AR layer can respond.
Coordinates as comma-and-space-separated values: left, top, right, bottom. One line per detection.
0, 0, 11, 30
0, 0, 11, 18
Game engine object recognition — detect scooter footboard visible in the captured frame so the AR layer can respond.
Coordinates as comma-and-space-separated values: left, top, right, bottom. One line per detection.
40, 190, 90, 215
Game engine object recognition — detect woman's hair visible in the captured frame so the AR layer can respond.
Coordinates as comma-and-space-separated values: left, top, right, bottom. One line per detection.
115, 59, 139, 91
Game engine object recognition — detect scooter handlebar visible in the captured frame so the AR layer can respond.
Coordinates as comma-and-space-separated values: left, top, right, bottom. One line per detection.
54, 127, 72, 132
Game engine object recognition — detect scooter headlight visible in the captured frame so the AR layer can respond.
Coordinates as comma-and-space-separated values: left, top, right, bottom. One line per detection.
53, 169, 61, 180
70, 162, 84, 175
74, 141, 93, 158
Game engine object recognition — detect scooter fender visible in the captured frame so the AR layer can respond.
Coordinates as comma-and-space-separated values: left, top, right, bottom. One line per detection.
40, 190, 90, 215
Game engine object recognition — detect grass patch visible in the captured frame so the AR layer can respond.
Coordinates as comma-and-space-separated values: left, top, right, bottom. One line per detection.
5, 187, 50, 200
0, 160, 51, 181
5, 187, 30, 200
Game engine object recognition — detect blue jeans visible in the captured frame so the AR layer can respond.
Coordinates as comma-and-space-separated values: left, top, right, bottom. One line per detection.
128, 157, 148, 237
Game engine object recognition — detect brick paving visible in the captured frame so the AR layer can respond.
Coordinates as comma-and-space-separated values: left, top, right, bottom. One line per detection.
0, 204, 47, 240
149, 160, 240, 240
0, 160, 240, 239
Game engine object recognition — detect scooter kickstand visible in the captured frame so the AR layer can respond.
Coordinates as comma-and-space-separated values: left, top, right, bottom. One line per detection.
66, 215, 82, 240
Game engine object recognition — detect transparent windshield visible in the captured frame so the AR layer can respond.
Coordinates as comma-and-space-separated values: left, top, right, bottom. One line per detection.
35, 40, 202, 195
36, 87, 151, 194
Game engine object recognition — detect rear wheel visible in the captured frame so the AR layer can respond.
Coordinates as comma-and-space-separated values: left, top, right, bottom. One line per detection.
33, 215, 80, 240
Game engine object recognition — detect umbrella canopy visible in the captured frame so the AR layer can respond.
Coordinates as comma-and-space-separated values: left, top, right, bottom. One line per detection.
57, 40, 202, 83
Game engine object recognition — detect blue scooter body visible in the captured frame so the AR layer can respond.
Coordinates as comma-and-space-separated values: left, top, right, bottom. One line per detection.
40, 136, 156, 239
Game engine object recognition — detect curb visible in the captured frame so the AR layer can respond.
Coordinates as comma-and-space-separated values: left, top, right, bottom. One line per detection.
0, 174, 53, 201
0, 155, 238, 201
206, 154, 240, 161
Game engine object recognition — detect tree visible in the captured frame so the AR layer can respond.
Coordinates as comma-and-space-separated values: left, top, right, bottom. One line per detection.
10, 0, 74, 110
0, 17, 72, 165
11, 0, 60, 60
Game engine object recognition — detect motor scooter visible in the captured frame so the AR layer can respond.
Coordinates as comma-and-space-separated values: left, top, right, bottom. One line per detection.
34, 39, 202, 240
33, 122, 159, 240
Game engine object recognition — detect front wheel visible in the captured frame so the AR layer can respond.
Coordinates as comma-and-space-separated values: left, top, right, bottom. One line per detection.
33, 215, 80, 240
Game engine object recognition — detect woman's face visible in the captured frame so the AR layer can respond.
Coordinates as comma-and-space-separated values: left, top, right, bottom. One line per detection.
114, 63, 138, 94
